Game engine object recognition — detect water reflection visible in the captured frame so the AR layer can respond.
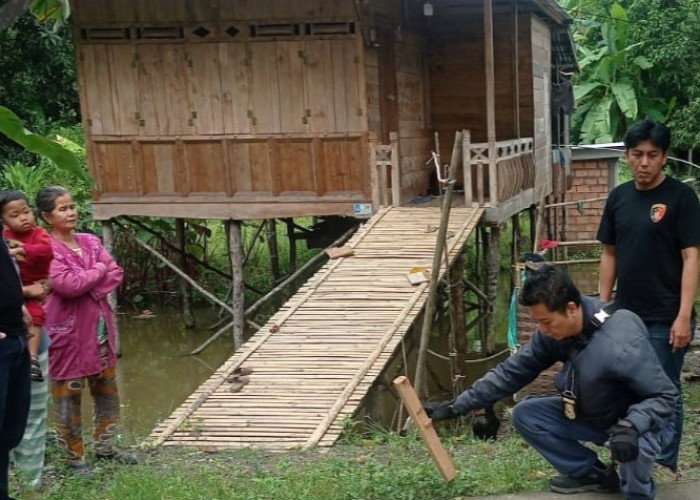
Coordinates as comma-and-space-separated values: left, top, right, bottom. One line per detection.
114, 309, 233, 438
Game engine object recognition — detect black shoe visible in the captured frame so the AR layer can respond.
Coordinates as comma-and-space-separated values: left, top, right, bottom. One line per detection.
549, 464, 620, 494
95, 451, 139, 465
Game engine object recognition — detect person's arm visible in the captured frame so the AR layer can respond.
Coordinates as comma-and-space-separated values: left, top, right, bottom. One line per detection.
49, 256, 108, 298
670, 245, 699, 352
22, 282, 47, 301
21, 227, 54, 267
599, 244, 617, 302
90, 245, 124, 300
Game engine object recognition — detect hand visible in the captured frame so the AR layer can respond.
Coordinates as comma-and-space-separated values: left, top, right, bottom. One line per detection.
424, 401, 458, 422
0, 332, 5, 340
609, 420, 639, 462
9, 246, 26, 260
23, 283, 47, 300
670, 315, 691, 353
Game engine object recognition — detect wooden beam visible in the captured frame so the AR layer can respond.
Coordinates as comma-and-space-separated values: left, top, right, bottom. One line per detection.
484, 0, 498, 206
392, 376, 457, 481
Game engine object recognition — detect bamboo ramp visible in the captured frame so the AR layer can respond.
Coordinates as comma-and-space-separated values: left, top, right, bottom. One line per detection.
150, 206, 484, 451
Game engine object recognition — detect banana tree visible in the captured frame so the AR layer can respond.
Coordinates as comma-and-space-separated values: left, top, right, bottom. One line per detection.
0, 105, 88, 181
566, 2, 670, 143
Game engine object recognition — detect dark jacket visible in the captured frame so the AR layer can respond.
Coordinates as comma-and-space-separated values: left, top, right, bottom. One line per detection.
452, 296, 677, 433
0, 238, 26, 337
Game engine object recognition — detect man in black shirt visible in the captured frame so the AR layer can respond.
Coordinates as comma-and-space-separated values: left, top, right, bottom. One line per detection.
597, 118, 700, 473
0, 237, 30, 500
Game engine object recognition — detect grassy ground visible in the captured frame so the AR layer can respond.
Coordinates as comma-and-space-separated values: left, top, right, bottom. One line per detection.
12, 384, 700, 500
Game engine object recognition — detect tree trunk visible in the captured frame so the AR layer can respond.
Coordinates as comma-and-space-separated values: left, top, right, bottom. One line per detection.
227, 220, 245, 348
176, 218, 195, 329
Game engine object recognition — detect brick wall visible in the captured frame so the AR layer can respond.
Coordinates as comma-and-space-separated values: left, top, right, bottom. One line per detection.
516, 155, 614, 398
561, 158, 610, 241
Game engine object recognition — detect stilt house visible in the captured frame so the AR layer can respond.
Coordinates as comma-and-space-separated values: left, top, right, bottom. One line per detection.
70, 0, 577, 224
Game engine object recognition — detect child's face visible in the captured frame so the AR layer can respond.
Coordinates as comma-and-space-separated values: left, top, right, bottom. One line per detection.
1, 199, 36, 234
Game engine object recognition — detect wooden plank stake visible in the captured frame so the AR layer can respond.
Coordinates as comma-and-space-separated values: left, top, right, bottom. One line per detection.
393, 376, 457, 481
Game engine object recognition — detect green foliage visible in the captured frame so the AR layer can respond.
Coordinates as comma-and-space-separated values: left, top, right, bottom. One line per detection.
29, 0, 71, 28
0, 105, 86, 181
0, 11, 79, 166
565, 1, 671, 143
562, 0, 700, 153
625, 0, 700, 150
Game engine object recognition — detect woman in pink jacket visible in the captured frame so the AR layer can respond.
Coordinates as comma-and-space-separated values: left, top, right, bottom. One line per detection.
36, 186, 137, 475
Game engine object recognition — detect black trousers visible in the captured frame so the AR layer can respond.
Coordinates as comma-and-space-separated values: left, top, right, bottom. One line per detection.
0, 335, 30, 500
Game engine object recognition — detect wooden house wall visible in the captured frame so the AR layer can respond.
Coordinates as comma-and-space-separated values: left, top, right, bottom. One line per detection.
362, 0, 433, 202
71, 0, 372, 220
395, 32, 432, 200
428, 3, 528, 160
530, 15, 552, 200
71, 0, 356, 24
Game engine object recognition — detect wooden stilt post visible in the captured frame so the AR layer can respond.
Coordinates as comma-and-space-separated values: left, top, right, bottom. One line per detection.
176, 218, 195, 329
227, 220, 245, 348
415, 130, 463, 399
102, 220, 121, 356
266, 219, 280, 280
285, 218, 297, 272
484, 225, 501, 354
511, 214, 520, 288
449, 252, 467, 395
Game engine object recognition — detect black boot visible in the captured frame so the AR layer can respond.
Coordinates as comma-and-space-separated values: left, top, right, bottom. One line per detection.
549, 462, 620, 494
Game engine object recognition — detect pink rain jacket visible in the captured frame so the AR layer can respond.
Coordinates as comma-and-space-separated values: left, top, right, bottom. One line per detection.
44, 233, 124, 380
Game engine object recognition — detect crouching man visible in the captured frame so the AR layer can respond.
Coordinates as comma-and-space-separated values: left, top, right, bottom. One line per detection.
425, 266, 676, 500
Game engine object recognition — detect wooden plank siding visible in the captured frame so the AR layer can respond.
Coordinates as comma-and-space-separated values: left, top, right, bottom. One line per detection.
72, 0, 370, 220
71, 0, 568, 223
531, 15, 553, 201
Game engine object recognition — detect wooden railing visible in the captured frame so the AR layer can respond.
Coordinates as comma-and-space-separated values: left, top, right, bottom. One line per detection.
369, 132, 401, 208
462, 132, 535, 207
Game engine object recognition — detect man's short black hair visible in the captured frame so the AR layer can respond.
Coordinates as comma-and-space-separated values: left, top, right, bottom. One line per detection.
623, 118, 671, 152
518, 265, 581, 314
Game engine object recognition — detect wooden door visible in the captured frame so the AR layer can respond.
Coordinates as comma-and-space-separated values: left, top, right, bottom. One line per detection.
377, 26, 398, 143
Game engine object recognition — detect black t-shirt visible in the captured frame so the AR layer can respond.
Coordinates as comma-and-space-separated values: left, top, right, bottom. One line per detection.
597, 176, 700, 323
0, 238, 26, 336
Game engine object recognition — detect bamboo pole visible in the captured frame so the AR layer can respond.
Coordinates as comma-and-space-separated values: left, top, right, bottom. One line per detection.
127, 233, 234, 315
414, 130, 463, 398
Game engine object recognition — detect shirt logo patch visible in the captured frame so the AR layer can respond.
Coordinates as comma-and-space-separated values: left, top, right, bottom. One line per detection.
650, 203, 667, 223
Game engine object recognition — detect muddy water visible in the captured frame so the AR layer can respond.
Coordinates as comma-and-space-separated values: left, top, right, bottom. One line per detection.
113, 309, 233, 438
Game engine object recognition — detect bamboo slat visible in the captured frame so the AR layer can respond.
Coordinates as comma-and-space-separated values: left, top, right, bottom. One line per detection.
150, 206, 483, 450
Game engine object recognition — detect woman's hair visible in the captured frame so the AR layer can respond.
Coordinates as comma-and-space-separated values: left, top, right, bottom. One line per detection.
35, 185, 71, 215
0, 189, 29, 214
518, 265, 581, 314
